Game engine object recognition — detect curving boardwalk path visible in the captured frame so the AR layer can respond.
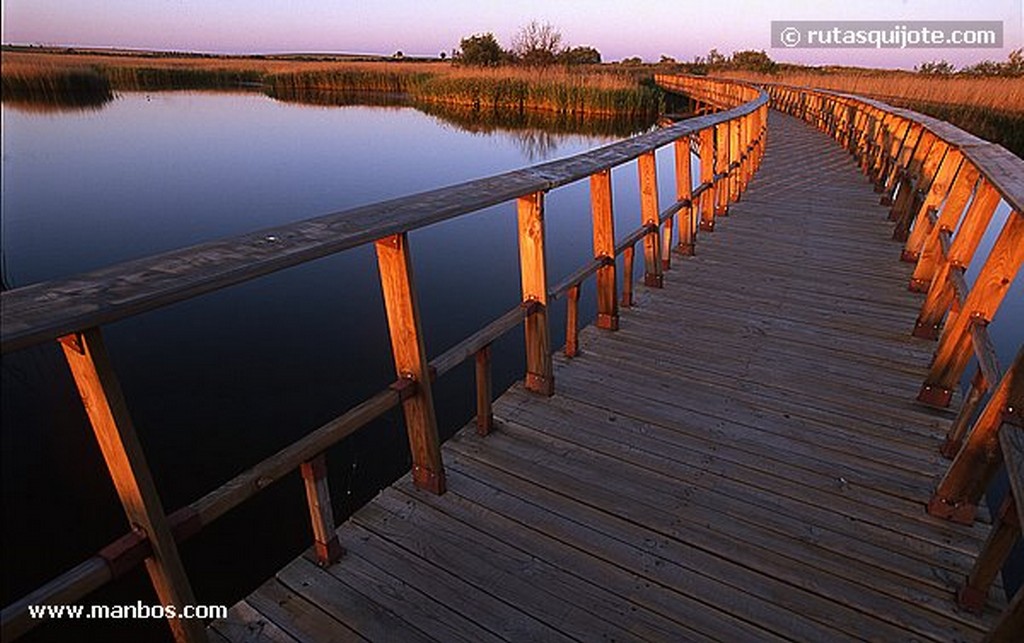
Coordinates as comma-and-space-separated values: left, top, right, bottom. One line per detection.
212, 112, 1003, 642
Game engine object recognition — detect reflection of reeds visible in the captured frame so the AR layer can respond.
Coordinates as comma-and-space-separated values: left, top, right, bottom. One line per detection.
1, 65, 112, 109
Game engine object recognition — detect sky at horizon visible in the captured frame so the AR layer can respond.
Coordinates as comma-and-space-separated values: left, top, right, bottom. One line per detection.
2, 0, 1022, 70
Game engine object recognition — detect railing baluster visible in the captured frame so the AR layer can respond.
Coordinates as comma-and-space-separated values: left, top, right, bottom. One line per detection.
565, 285, 580, 358
590, 170, 619, 330
714, 122, 729, 217
699, 127, 716, 231
622, 244, 635, 307
674, 137, 695, 256
957, 495, 1020, 612
638, 151, 663, 286
475, 345, 493, 435
517, 192, 554, 396
929, 349, 1022, 522
910, 164, 980, 293
919, 211, 1024, 406
913, 178, 999, 341
902, 150, 963, 263
299, 454, 343, 566
375, 232, 446, 493
58, 328, 205, 643
892, 136, 945, 241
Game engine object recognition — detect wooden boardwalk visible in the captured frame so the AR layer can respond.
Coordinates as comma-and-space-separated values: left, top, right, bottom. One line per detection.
211, 112, 1005, 642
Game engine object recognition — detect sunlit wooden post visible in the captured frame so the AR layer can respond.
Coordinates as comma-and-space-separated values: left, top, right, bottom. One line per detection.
674, 137, 695, 256
475, 345, 493, 435
919, 210, 1024, 407
518, 192, 553, 396
893, 137, 945, 240
699, 127, 716, 231
713, 123, 728, 217
912, 180, 1000, 342
622, 244, 635, 307
590, 170, 619, 330
58, 328, 205, 643
729, 116, 742, 203
928, 349, 1022, 522
902, 151, 963, 263
882, 123, 921, 206
910, 165, 979, 292
299, 454, 343, 566
375, 232, 445, 493
638, 151, 663, 287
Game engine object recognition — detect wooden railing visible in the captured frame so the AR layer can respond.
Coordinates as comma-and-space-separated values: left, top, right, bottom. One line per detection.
766, 82, 1023, 639
0, 76, 768, 641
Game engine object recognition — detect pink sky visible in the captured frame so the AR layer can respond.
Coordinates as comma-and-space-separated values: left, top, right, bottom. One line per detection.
2, 0, 1021, 69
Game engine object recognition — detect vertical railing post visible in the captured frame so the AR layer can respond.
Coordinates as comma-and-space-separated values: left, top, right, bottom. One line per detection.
919, 211, 1024, 406
565, 285, 581, 358
913, 178, 999, 340
638, 151, 664, 287
674, 137, 695, 256
475, 345, 493, 435
910, 164, 980, 292
518, 192, 554, 396
714, 122, 729, 218
892, 137, 945, 240
622, 244, 635, 307
58, 328, 205, 643
929, 349, 1022, 522
300, 454, 344, 566
375, 232, 446, 493
902, 150, 963, 263
590, 170, 618, 330
699, 127, 716, 232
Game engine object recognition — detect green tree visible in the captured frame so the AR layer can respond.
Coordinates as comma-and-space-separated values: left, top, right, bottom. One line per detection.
458, 33, 504, 66
916, 59, 955, 75
730, 50, 776, 73
559, 45, 601, 65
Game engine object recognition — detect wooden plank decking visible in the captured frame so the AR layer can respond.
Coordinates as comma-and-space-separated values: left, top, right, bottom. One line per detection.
212, 112, 1005, 642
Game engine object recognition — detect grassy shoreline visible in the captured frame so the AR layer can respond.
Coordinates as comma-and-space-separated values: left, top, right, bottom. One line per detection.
0, 51, 663, 119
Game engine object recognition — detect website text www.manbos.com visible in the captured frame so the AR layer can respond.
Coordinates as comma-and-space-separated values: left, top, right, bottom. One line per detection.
771, 20, 1003, 49
28, 602, 227, 620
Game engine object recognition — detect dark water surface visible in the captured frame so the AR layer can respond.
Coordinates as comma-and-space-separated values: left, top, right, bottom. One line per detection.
2, 91, 1021, 641
1, 91, 676, 641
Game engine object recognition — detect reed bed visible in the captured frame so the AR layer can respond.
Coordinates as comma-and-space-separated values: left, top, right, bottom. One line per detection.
2, 51, 659, 118
716, 69, 1024, 114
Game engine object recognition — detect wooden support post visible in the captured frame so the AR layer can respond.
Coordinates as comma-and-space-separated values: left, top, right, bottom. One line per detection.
565, 285, 580, 358
517, 192, 553, 396
903, 151, 963, 263
919, 211, 1023, 406
590, 170, 618, 330
699, 127, 715, 232
475, 345, 492, 435
730, 117, 742, 202
912, 180, 1000, 341
714, 123, 728, 217
928, 348, 1022, 522
910, 164, 979, 292
638, 151, 663, 287
622, 244, 635, 307
889, 132, 935, 224
674, 138, 695, 256
942, 368, 990, 458
58, 328, 205, 643
375, 232, 445, 493
300, 454, 343, 566
892, 137, 944, 241
957, 496, 1020, 613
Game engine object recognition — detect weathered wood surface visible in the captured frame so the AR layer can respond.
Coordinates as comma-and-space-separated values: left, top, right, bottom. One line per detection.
215, 113, 1002, 641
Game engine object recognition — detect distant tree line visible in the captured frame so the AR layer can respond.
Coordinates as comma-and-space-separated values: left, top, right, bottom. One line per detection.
916, 49, 1023, 76
455, 21, 601, 67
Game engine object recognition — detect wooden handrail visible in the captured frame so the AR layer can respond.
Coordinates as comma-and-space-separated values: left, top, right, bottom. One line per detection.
1, 75, 769, 641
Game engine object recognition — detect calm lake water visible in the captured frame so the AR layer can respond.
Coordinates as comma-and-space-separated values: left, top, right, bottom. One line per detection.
2, 90, 1021, 641
0, 90, 678, 641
